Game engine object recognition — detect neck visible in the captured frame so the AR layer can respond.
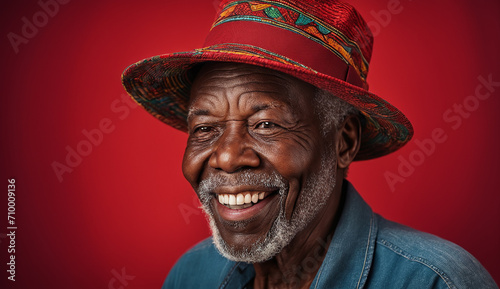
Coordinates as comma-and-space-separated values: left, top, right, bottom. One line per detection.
252, 179, 345, 289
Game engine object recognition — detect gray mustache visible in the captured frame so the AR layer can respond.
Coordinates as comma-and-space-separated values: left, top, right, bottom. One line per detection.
198, 171, 287, 196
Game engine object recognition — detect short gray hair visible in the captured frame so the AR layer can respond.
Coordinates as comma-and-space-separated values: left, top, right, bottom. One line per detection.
313, 88, 359, 136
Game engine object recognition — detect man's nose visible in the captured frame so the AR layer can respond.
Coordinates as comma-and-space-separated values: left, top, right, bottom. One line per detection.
208, 124, 260, 173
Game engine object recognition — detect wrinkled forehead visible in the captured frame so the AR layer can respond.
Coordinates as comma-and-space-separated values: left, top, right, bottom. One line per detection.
188, 62, 316, 112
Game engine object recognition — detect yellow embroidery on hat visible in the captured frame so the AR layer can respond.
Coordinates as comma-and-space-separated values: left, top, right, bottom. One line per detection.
250, 3, 272, 11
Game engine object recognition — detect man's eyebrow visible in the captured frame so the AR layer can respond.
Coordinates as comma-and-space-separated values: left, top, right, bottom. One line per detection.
187, 108, 210, 119
251, 102, 284, 112
251, 104, 271, 112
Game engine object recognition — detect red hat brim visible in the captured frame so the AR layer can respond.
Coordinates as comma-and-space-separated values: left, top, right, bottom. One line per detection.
122, 43, 413, 161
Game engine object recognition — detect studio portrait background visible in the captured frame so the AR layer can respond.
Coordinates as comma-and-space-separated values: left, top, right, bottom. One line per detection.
1, 0, 499, 288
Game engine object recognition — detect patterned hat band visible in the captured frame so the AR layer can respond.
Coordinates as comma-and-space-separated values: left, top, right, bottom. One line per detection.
205, 0, 371, 89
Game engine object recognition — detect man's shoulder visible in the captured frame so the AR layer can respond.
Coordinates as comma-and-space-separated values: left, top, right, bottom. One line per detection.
162, 237, 237, 289
372, 215, 498, 288
176, 237, 220, 260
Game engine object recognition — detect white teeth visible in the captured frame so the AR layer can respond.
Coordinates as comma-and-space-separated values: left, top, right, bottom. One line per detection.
217, 192, 268, 206
236, 194, 244, 205
229, 195, 236, 205
251, 193, 259, 203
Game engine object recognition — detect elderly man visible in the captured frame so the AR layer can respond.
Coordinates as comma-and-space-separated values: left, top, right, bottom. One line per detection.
122, 0, 498, 288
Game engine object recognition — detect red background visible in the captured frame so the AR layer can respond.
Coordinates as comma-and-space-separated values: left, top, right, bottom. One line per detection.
1, 0, 499, 288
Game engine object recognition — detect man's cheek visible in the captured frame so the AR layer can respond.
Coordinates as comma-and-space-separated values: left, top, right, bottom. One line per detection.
284, 180, 301, 220
182, 147, 210, 184
270, 156, 311, 181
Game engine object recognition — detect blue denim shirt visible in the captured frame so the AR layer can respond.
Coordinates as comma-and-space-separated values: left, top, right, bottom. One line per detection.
164, 182, 498, 288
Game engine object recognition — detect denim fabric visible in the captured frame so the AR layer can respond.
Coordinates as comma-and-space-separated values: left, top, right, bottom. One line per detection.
163, 182, 498, 288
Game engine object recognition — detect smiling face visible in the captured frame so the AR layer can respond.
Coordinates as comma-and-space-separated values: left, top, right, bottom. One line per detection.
182, 62, 341, 262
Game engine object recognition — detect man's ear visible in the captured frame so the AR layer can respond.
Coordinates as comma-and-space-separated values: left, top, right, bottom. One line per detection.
336, 114, 361, 169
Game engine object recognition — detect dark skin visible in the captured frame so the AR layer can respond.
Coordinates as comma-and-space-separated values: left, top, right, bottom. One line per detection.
182, 63, 361, 288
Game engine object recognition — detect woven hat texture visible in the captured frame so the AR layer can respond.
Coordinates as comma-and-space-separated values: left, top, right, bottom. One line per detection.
122, 0, 413, 160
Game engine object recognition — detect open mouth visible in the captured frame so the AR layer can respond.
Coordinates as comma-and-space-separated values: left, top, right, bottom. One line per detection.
217, 191, 275, 209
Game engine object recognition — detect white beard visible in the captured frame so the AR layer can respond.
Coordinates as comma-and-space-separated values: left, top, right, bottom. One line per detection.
197, 151, 337, 263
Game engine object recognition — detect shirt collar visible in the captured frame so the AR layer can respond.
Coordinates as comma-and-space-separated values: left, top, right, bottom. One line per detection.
310, 180, 377, 288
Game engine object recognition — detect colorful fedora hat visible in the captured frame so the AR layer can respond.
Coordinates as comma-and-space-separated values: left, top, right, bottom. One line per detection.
122, 0, 413, 160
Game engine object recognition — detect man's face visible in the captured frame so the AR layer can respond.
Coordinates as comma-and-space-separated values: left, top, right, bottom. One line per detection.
182, 63, 339, 262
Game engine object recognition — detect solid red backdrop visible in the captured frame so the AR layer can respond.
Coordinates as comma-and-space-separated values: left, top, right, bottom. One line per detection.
1, 0, 499, 288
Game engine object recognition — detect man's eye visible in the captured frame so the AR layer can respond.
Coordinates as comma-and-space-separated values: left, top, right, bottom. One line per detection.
255, 121, 277, 129
193, 125, 213, 134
